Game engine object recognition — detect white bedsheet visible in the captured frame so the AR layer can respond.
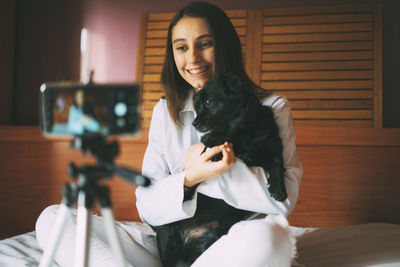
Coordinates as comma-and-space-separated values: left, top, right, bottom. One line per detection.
0, 231, 55, 267
0, 223, 399, 267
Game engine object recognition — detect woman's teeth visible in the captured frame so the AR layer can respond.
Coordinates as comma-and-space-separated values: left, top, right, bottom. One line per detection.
188, 67, 207, 74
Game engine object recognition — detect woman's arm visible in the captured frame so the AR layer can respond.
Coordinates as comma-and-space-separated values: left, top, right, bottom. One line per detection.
135, 101, 193, 226
196, 95, 303, 217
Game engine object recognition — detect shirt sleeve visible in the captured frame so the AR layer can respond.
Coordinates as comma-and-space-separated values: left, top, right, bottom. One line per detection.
135, 101, 198, 226
196, 95, 303, 217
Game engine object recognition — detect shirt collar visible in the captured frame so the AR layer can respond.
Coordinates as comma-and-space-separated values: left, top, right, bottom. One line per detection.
180, 89, 195, 112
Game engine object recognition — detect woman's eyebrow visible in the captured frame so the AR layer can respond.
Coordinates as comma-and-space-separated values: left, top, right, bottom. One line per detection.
172, 38, 185, 44
197, 34, 212, 40
172, 34, 212, 44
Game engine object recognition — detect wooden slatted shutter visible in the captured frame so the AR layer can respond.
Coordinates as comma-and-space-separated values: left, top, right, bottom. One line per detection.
136, 10, 249, 128
255, 4, 382, 127
136, 4, 382, 128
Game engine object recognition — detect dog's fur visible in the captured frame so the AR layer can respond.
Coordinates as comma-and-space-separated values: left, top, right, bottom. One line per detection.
152, 73, 287, 266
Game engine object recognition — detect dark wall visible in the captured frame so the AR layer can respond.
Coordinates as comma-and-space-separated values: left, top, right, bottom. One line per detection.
2, 0, 82, 125
1, 0, 399, 127
381, 1, 400, 128
0, 1, 15, 124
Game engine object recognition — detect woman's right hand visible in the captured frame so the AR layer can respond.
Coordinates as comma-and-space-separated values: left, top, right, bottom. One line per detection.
182, 142, 236, 187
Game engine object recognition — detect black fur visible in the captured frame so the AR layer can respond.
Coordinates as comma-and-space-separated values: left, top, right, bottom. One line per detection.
152, 73, 287, 266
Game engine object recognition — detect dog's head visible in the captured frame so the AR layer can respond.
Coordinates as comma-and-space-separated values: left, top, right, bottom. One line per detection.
192, 73, 252, 133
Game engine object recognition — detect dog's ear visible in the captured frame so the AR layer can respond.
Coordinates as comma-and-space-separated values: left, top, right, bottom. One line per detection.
219, 73, 244, 97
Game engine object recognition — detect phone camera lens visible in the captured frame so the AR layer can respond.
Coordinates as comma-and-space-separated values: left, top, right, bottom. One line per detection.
114, 102, 127, 117
116, 118, 126, 128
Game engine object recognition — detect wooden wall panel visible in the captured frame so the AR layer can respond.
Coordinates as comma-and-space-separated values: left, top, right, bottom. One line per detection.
136, 4, 382, 128
289, 127, 400, 227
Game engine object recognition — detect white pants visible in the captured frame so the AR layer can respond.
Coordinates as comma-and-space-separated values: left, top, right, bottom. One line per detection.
36, 205, 296, 267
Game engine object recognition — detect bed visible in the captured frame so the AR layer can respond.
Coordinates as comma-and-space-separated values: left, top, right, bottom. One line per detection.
0, 126, 399, 266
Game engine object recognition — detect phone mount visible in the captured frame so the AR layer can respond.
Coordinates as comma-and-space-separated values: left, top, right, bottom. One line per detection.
69, 135, 150, 187
39, 136, 150, 267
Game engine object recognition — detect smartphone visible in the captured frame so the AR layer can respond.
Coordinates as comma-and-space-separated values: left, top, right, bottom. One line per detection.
40, 82, 141, 137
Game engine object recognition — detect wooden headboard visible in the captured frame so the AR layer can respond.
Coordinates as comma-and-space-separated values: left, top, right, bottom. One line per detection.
1, 126, 399, 238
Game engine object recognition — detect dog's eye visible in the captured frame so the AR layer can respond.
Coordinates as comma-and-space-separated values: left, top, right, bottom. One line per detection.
204, 99, 213, 106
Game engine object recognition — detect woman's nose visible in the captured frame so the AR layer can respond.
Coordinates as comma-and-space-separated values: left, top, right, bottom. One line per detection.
187, 47, 201, 63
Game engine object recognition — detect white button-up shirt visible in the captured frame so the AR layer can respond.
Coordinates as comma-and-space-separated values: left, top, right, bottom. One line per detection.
136, 92, 303, 226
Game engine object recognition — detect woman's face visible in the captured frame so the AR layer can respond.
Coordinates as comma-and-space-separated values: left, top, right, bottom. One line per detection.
172, 16, 215, 91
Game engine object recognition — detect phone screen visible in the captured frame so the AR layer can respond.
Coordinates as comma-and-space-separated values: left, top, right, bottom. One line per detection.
40, 83, 141, 137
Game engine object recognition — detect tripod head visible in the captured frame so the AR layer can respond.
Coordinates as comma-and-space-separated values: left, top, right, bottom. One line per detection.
69, 135, 151, 186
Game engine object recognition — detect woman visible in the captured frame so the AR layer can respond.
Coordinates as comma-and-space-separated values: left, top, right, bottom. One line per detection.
36, 2, 302, 266
137, 2, 302, 266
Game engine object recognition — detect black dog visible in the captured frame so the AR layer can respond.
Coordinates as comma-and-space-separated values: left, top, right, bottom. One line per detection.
152, 73, 287, 266
192, 73, 287, 202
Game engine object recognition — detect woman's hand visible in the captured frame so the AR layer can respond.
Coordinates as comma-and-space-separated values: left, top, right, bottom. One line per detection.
182, 142, 236, 187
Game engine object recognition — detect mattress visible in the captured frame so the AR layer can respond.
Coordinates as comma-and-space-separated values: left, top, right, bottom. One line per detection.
1, 223, 399, 267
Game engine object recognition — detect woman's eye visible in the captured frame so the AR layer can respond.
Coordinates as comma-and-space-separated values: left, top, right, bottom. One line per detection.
200, 41, 213, 49
175, 46, 187, 51
205, 99, 213, 106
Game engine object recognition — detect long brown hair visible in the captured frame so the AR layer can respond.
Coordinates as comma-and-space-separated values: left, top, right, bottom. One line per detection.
161, 2, 270, 128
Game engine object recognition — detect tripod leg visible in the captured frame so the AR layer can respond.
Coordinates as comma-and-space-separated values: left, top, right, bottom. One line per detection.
40, 184, 77, 267
102, 207, 128, 267
39, 204, 71, 267
97, 186, 128, 267
74, 190, 93, 267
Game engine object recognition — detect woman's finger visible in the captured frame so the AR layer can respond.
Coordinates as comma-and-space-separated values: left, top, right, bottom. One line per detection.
221, 142, 235, 166
201, 144, 224, 161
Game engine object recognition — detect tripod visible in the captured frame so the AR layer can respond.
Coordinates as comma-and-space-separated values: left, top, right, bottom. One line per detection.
39, 136, 150, 267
